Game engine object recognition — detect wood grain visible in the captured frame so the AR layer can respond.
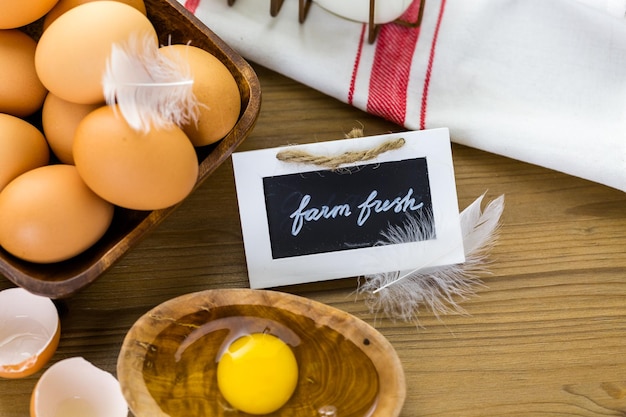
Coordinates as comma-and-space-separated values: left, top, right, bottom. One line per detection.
1, 63, 625, 417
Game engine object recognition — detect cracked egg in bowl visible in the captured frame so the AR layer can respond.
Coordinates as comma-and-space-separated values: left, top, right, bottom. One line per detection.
117, 289, 406, 416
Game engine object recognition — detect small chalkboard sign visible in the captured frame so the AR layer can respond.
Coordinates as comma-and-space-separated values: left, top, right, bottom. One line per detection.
232, 128, 464, 289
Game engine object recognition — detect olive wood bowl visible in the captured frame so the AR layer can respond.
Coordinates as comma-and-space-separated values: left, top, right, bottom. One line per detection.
0, 0, 261, 299
117, 289, 406, 416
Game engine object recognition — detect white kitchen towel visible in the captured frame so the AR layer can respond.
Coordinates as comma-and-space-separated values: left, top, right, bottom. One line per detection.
181, 0, 626, 192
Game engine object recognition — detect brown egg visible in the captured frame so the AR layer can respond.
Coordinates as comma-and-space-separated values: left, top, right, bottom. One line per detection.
0, 30, 48, 117
42, 0, 147, 30
0, 0, 60, 29
0, 113, 49, 192
0, 164, 114, 263
159, 44, 241, 147
41, 93, 101, 164
35, 1, 157, 104
73, 105, 199, 210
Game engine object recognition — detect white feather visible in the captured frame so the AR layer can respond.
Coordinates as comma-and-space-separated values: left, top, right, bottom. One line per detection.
102, 33, 199, 133
357, 193, 505, 323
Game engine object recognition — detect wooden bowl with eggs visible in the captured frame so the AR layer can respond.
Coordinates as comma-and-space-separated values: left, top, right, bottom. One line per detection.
0, 0, 261, 298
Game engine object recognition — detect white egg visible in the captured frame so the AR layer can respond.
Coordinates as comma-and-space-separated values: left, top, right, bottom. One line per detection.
314, 0, 413, 24
0, 288, 60, 379
31, 357, 128, 417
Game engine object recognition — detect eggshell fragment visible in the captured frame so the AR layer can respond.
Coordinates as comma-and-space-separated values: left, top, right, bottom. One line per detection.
0, 113, 50, 192
41, 93, 101, 164
73, 105, 199, 210
0, 164, 115, 263
0, 0, 60, 28
159, 44, 241, 147
43, 0, 147, 30
35, 1, 158, 104
0, 288, 60, 379
0, 30, 48, 117
31, 357, 128, 417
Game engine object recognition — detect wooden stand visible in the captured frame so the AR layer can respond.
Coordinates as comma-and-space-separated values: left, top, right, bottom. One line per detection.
228, 0, 426, 44
298, 0, 312, 23
228, 0, 284, 17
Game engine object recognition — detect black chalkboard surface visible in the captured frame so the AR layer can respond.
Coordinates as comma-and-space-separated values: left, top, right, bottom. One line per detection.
263, 158, 433, 259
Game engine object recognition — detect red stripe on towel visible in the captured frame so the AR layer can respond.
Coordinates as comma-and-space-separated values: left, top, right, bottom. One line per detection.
366, 0, 423, 126
348, 24, 367, 106
419, 0, 446, 130
184, 0, 200, 14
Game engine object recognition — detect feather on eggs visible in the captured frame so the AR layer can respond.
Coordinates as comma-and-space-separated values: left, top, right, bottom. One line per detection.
102, 33, 200, 133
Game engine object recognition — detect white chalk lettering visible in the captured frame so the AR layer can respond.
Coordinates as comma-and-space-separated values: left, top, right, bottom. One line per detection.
289, 194, 352, 236
356, 188, 424, 226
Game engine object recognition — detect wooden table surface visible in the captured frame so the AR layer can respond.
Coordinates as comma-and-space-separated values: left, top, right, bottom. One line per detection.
1, 63, 625, 417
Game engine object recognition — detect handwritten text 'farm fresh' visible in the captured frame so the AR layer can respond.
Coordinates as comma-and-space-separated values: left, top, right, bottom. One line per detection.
289, 188, 424, 236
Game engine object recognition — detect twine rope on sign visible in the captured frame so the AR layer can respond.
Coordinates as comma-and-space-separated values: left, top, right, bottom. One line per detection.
275, 137, 406, 170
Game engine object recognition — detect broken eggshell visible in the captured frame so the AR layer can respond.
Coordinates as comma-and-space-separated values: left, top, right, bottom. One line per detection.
30, 357, 128, 417
0, 287, 60, 379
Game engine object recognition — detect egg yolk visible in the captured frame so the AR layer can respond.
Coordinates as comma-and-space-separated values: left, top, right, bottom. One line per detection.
217, 333, 298, 415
